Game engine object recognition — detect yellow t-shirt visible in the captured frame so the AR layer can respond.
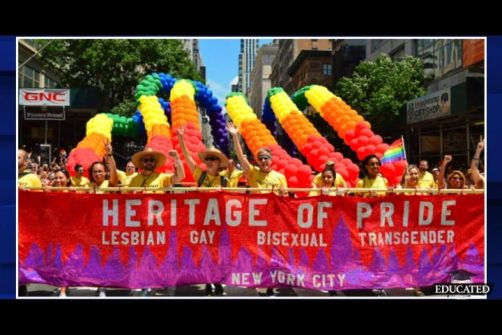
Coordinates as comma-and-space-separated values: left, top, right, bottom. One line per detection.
418, 171, 436, 189
309, 187, 338, 197
312, 172, 347, 188
117, 169, 137, 187
356, 175, 388, 197
91, 180, 110, 194
18, 171, 42, 189
128, 172, 173, 193
71, 175, 90, 187
194, 166, 225, 188
220, 169, 244, 188
247, 166, 288, 194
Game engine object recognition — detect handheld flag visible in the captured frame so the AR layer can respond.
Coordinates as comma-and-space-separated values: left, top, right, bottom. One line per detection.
381, 138, 406, 165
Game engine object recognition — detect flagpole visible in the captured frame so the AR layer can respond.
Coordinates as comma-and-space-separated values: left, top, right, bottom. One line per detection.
401, 135, 408, 162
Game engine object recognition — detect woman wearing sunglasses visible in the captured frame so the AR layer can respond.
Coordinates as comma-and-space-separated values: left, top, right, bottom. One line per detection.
438, 155, 468, 190
177, 126, 228, 296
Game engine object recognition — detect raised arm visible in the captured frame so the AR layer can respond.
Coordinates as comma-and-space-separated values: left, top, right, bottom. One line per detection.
227, 123, 251, 175
168, 149, 185, 184
470, 138, 484, 187
176, 126, 197, 174
104, 141, 118, 186
438, 155, 451, 189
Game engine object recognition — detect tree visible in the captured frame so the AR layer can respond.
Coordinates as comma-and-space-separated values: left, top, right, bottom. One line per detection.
334, 54, 426, 135
36, 39, 203, 116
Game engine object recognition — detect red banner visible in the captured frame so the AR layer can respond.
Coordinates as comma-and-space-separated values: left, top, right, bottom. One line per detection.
19, 190, 484, 290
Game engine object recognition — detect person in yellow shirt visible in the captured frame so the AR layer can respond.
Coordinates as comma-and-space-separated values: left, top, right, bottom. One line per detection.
177, 127, 228, 189
227, 124, 287, 196
356, 154, 388, 197
220, 154, 243, 188
128, 148, 185, 193
309, 164, 340, 197
117, 161, 138, 187
227, 123, 287, 297
177, 127, 228, 296
417, 160, 436, 189
18, 148, 42, 189
70, 164, 90, 188
88, 141, 118, 195
312, 160, 347, 190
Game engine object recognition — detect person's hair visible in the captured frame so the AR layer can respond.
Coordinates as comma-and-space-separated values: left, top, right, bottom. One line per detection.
257, 147, 272, 156
55, 169, 71, 186
323, 164, 336, 177
360, 154, 381, 176
408, 164, 418, 173
447, 170, 466, 185
89, 161, 108, 183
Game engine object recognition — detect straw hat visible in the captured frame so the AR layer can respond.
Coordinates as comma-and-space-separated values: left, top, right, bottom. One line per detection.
131, 148, 166, 169
198, 148, 228, 168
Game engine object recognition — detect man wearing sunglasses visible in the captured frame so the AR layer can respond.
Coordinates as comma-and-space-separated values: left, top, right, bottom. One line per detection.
227, 124, 287, 196
128, 147, 185, 193
177, 126, 229, 296
177, 127, 229, 188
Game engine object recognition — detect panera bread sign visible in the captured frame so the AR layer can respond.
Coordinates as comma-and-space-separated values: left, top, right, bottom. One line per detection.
407, 88, 451, 124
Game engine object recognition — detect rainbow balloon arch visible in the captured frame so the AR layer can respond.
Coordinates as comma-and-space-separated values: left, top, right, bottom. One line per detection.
66, 73, 406, 187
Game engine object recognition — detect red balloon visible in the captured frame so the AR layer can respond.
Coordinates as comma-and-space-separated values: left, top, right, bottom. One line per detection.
376, 143, 390, 154
365, 144, 376, 156
357, 147, 367, 161
360, 128, 374, 139
355, 121, 369, 135
297, 165, 312, 183
285, 164, 298, 178
344, 129, 356, 143
357, 136, 369, 147
288, 176, 299, 188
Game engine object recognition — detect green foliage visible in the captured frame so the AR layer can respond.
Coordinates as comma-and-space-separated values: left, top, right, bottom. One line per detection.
335, 54, 426, 131
110, 100, 137, 117
37, 39, 203, 111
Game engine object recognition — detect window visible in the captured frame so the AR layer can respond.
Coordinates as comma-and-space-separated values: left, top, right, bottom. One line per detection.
323, 64, 332, 76
44, 76, 58, 88
19, 65, 40, 88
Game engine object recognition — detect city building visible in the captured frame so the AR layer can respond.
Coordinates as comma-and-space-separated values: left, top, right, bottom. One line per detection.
182, 39, 206, 81
331, 39, 366, 86
287, 50, 332, 92
238, 39, 259, 96
367, 39, 484, 168
270, 39, 331, 94
249, 43, 278, 117
18, 39, 98, 163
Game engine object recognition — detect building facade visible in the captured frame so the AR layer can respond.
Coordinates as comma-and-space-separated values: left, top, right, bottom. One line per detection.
238, 39, 259, 96
18, 40, 98, 163
182, 39, 206, 81
287, 50, 333, 92
368, 39, 484, 168
249, 43, 278, 118
270, 39, 331, 94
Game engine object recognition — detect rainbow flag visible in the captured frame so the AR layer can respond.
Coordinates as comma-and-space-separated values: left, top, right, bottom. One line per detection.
381, 138, 406, 164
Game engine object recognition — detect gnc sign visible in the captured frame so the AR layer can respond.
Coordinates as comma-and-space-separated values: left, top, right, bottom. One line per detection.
19, 89, 70, 106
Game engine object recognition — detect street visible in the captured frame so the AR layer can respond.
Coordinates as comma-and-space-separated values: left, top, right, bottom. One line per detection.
23, 284, 422, 298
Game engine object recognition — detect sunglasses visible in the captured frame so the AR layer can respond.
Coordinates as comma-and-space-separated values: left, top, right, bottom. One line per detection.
450, 176, 462, 181
205, 157, 219, 162
258, 156, 271, 161
142, 158, 155, 163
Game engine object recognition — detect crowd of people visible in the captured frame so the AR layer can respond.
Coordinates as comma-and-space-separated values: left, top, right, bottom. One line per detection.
18, 130, 485, 297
